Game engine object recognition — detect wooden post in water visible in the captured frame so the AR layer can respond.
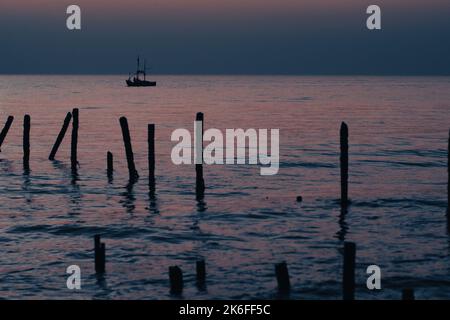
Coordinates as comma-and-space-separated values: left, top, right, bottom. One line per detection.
23, 115, 30, 171
196, 260, 206, 288
119, 117, 139, 181
343, 241, 356, 300
402, 288, 415, 300
169, 266, 183, 294
340, 122, 349, 207
275, 262, 291, 293
195, 112, 205, 199
71, 108, 79, 173
49, 112, 72, 160
0, 116, 14, 152
107, 151, 113, 177
94, 234, 106, 274
148, 124, 155, 192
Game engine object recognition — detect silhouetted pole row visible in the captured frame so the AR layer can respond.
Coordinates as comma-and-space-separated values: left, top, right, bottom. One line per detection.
169, 265, 183, 294
275, 262, 291, 294
402, 288, 415, 300
70, 108, 79, 173
343, 241, 356, 300
148, 124, 155, 193
119, 116, 139, 181
0, 115, 14, 152
23, 115, 30, 171
49, 112, 72, 160
86, 238, 419, 299
94, 234, 106, 274
196, 112, 205, 199
340, 122, 349, 207
107, 151, 113, 178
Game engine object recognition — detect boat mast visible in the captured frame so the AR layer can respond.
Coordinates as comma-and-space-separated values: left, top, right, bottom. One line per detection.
144, 59, 147, 80
137, 56, 140, 79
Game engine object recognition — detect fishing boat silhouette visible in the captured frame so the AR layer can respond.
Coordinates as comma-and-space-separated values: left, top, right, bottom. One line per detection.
126, 56, 156, 87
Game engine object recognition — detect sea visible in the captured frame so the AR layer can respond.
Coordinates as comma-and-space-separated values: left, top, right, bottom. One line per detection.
0, 75, 449, 299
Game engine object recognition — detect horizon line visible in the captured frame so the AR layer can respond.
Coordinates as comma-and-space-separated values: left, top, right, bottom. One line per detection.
1, 73, 450, 77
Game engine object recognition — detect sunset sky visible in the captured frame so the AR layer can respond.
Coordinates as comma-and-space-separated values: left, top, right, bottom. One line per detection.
0, 0, 449, 74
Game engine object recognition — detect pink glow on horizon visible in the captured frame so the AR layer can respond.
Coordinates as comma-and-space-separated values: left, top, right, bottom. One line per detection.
1, 0, 449, 17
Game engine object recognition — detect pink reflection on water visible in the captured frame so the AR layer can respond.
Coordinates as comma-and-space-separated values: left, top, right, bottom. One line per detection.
0, 75, 449, 299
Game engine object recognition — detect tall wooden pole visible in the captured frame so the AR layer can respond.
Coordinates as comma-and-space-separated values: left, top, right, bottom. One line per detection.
340, 122, 349, 207
196, 112, 205, 199
71, 108, 79, 173
23, 115, 30, 171
148, 124, 155, 192
119, 117, 139, 181
49, 112, 72, 160
0, 116, 14, 152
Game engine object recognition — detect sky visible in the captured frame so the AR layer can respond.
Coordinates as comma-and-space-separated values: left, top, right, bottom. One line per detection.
0, 0, 449, 75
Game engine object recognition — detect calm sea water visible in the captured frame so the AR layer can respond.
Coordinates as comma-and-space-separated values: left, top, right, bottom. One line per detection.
0, 75, 449, 299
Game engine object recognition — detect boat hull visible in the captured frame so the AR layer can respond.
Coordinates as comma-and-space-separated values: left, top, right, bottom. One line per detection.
126, 79, 156, 87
